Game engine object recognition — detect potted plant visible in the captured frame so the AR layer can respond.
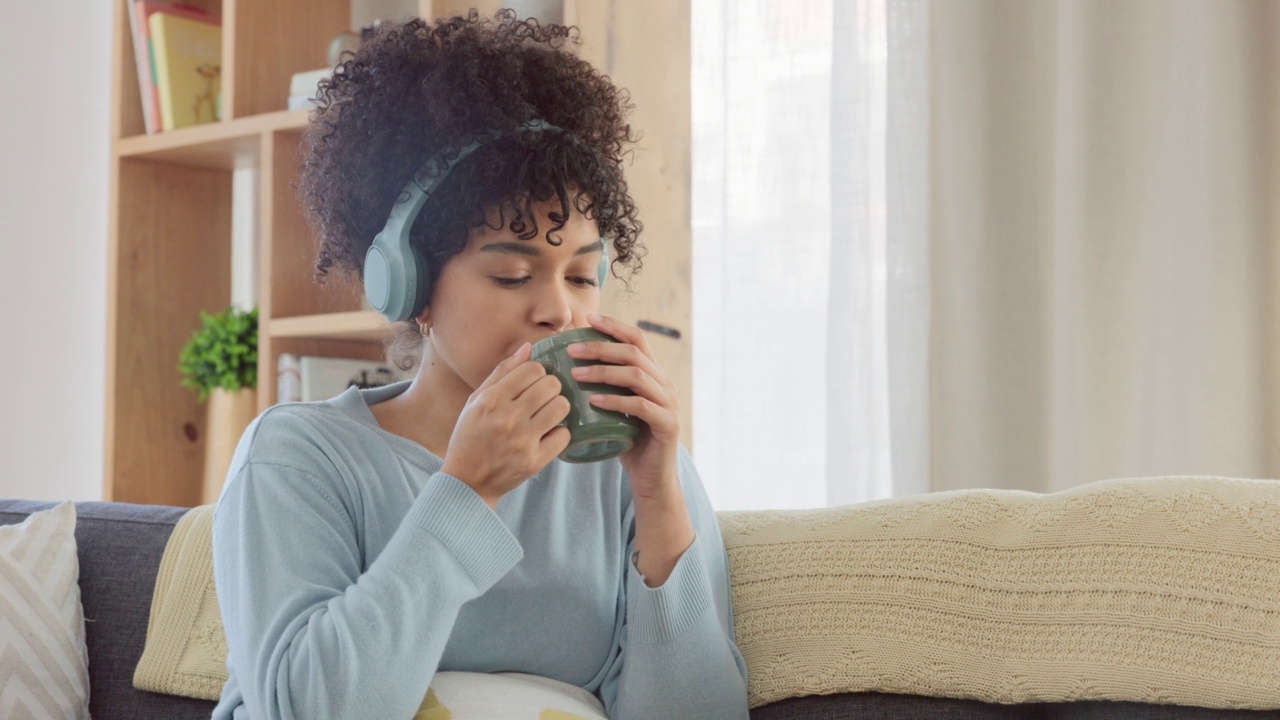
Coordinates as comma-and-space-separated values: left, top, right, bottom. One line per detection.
179, 305, 259, 503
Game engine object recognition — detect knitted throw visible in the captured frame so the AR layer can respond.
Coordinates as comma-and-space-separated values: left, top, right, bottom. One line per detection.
133, 504, 227, 700
718, 476, 1280, 710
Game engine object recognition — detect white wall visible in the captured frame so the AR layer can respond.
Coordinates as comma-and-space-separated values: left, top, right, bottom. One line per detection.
0, 4, 112, 501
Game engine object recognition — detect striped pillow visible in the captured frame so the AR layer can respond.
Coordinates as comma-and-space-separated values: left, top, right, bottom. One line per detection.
0, 501, 90, 719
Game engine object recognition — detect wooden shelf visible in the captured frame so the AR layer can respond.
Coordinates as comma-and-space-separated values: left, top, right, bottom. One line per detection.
104, 0, 357, 505
115, 110, 309, 170
269, 311, 392, 342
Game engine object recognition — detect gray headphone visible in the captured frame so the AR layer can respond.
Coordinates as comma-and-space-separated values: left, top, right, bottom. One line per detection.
363, 120, 609, 323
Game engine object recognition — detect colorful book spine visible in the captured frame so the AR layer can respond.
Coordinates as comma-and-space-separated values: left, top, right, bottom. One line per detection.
127, 1, 216, 134
125, 0, 158, 134
148, 7, 222, 131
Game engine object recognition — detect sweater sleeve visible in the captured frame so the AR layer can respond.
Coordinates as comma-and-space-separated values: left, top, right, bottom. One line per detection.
596, 446, 750, 720
212, 418, 523, 720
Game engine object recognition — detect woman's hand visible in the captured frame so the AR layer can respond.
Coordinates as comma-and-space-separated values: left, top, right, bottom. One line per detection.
441, 342, 572, 507
567, 314, 681, 501
570, 314, 695, 586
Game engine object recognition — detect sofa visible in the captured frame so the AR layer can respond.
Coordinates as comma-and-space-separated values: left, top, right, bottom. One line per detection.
3, 496, 1279, 720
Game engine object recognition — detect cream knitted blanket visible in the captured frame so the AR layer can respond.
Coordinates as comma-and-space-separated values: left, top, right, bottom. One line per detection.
720, 475, 1280, 709
133, 504, 227, 700
134, 476, 1280, 709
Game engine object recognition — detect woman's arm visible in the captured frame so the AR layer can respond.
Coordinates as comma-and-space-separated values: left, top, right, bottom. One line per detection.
597, 446, 750, 720
213, 415, 523, 720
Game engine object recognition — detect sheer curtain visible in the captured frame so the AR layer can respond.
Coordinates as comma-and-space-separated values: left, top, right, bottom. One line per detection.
927, 0, 1279, 493
691, 0, 930, 510
692, 0, 1278, 511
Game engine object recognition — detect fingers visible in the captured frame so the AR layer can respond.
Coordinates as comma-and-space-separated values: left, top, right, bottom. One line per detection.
517, 376, 568, 420
538, 425, 572, 458
530, 393, 571, 432
566, 315, 679, 440
473, 342, 533, 395
585, 314, 657, 363
567, 329, 672, 407
571, 362, 669, 404
494, 361, 569, 432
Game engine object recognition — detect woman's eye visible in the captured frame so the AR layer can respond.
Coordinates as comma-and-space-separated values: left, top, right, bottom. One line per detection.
570, 276, 599, 288
491, 277, 531, 288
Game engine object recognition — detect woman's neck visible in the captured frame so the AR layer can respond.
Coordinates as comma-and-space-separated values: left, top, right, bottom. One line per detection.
368, 347, 470, 459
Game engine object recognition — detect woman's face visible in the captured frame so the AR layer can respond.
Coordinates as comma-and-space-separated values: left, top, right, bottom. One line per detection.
420, 198, 605, 391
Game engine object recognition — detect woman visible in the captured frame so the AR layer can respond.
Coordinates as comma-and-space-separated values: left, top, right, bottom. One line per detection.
211, 10, 749, 720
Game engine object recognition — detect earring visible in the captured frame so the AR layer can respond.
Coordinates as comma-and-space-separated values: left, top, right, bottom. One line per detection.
419, 322, 430, 337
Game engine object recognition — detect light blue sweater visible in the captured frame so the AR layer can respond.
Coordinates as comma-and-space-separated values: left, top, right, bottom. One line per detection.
211, 381, 749, 720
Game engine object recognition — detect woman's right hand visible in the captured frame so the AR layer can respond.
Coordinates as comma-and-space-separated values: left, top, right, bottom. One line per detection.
440, 342, 572, 507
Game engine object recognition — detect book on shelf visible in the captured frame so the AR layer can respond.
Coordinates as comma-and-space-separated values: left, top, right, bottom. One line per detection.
148, 6, 222, 131
125, 0, 217, 134
277, 354, 410, 404
287, 67, 331, 111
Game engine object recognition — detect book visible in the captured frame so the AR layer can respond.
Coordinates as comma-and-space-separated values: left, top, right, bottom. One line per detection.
290, 67, 331, 96
125, 0, 159, 134
287, 67, 332, 111
277, 354, 410, 403
149, 9, 222, 131
126, 1, 216, 134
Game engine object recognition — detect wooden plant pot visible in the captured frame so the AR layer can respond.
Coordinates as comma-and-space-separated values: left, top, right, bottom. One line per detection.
202, 387, 258, 505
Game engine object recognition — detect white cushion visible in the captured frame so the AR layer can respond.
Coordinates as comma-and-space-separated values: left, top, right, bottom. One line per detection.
414, 672, 608, 719
0, 501, 90, 719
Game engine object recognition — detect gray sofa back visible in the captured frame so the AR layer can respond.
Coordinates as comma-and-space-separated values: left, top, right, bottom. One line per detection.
3, 498, 1278, 720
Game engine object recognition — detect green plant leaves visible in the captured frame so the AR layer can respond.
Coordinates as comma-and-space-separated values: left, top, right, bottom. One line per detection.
178, 305, 259, 403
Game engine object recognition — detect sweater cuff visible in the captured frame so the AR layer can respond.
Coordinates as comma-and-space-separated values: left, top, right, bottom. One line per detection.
404, 472, 523, 594
626, 534, 715, 644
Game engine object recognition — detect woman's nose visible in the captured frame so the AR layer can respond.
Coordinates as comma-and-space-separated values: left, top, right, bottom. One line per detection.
532, 280, 574, 329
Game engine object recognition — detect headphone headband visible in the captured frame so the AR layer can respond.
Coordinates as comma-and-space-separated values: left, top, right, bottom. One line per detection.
363, 120, 609, 323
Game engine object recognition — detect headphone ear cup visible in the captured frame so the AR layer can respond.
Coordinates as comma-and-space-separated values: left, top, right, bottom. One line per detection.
597, 238, 610, 289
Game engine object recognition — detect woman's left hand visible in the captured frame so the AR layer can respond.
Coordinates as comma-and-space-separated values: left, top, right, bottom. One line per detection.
568, 314, 680, 499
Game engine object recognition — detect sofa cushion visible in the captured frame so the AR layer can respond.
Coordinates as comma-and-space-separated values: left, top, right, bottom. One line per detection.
0, 501, 89, 720
133, 504, 226, 700
721, 476, 1280, 710
0, 500, 217, 720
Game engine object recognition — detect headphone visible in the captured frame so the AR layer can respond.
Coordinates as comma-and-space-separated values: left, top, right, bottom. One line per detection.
363, 120, 610, 323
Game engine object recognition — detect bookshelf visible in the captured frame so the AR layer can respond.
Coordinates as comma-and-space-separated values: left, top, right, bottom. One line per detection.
107, 0, 383, 506
105, 0, 692, 506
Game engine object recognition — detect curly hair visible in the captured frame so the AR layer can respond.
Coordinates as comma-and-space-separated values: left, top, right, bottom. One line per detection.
297, 11, 645, 367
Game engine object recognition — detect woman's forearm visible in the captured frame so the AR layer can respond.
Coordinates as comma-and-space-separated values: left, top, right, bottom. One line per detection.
631, 476, 697, 586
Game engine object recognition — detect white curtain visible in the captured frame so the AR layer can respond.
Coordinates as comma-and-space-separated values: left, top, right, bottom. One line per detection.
692, 0, 930, 510
692, 0, 1278, 511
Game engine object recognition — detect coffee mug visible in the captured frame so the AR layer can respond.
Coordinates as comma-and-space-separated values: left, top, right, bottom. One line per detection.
531, 327, 642, 464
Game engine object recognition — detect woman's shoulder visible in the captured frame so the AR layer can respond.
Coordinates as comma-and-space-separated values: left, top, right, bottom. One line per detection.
245, 397, 361, 439
233, 398, 383, 474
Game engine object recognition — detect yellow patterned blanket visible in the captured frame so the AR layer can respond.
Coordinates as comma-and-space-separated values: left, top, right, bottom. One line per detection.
135, 476, 1280, 710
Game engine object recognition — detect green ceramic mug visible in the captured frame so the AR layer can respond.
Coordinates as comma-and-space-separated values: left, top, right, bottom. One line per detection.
531, 327, 642, 464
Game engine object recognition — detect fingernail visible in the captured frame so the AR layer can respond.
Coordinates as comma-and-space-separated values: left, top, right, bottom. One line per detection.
568, 343, 584, 355
572, 367, 588, 378
514, 342, 530, 356
588, 313, 603, 323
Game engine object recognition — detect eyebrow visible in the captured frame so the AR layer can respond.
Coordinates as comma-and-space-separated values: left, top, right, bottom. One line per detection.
478, 240, 603, 257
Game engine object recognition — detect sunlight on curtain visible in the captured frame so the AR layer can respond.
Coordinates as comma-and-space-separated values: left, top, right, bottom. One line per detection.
691, 0, 892, 510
